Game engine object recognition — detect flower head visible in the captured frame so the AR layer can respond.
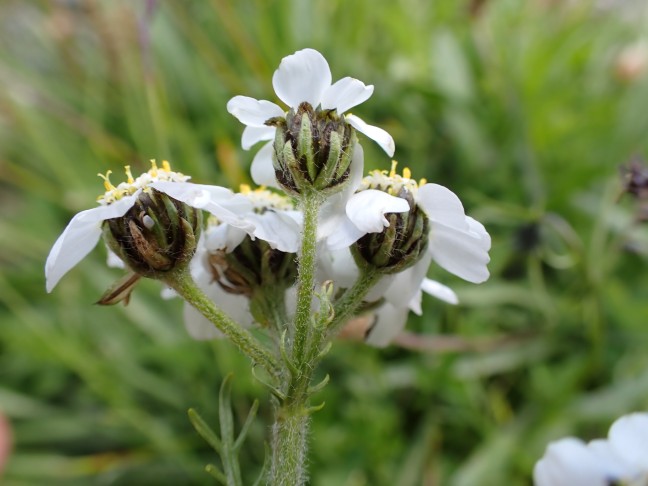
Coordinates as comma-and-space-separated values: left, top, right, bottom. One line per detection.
183, 186, 301, 337
227, 48, 394, 190
45, 161, 255, 292
324, 162, 490, 346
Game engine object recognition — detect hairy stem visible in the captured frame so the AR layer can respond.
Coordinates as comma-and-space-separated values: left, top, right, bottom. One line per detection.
328, 268, 382, 336
269, 405, 310, 486
291, 192, 323, 365
164, 269, 279, 380
269, 191, 323, 485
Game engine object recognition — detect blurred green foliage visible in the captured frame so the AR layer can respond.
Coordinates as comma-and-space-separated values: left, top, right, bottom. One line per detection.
2, 0, 648, 484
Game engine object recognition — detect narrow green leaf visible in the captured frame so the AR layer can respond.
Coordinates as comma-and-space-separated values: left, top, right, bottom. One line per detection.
187, 408, 222, 454
205, 464, 228, 484
234, 399, 259, 452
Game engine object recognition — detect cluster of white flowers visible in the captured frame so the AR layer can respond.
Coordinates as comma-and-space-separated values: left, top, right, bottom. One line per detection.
45, 48, 491, 347
534, 412, 648, 486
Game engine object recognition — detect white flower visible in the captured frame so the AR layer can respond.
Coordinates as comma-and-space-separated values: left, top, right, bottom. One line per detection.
323, 164, 490, 346
227, 48, 395, 187
533, 412, 648, 486
45, 161, 255, 292
203, 185, 302, 254
183, 186, 301, 339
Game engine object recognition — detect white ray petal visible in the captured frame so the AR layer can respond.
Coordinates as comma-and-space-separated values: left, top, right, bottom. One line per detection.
272, 48, 332, 108
384, 253, 433, 310
150, 181, 255, 232
250, 141, 280, 188
106, 247, 125, 269
417, 183, 469, 229
249, 210, 302, 253
365, 303, 409, 348
204, 224, 248, 253
150, 181, 233, 208
608, 412, 648, 468
325, 217, 366, 250
317, 247, 359, 289
226, 96, 284, 126
45, 193, 139, 292
345, 114, 395, 156
242, 125, 276, 150
428, 222, 490, 283
466, 216, 492, 250
533, 438, 612, 486
321, 77, 374, 114
345, 189, 409, 233
421, 278, 459, 305
587, 439, 640, 479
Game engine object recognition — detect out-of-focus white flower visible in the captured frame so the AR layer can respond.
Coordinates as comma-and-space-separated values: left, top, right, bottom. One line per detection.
45, 161, 255, 292
534, 412, 648, 486
227, 48, 394, 187
322, 163, 490, 346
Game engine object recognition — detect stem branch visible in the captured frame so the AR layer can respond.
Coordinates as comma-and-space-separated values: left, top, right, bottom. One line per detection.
164, 270, 279, 379
328, 268, 382, 336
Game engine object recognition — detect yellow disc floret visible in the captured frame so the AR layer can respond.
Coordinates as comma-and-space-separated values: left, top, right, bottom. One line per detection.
238, 184, 295, 212
359, 161, 426, 195
97, 160, 190, 205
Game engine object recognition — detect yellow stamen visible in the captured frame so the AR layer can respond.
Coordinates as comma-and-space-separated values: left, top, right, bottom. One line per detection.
124, 165, 134, 184
389, 160, 398, 178
149, 159, 158, 177
98, 170, 115, 191
239, 184, 251, 194
402, 167, 411, 180
419, 178, 427, 186
162, 160, 171, 172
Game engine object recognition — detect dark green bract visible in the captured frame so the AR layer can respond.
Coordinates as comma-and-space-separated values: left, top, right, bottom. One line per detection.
103, 189, 202, 278
269, 102, 358, 196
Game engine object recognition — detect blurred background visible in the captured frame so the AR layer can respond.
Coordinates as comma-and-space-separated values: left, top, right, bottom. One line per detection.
2, 0, 648, 484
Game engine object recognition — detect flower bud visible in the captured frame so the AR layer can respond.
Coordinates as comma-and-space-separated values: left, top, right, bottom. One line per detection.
351, 188, 429, 274
206, 236, 297, 298
103, 189, 202, 278
268, 102, 358, 195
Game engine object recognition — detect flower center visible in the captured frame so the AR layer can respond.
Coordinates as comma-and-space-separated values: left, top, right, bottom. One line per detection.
97, 160, 190, 205
359, 161, 426, 196
238, 184, 295, 213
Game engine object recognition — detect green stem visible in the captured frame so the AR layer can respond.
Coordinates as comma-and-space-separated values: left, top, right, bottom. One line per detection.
269, 191, 323, 486
164, 270, 279, 380
269, 405, 310, 486
328, 268, 382, 336
291, 192, 323, 366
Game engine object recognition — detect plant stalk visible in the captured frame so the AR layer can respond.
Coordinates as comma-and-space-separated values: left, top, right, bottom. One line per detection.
164, 269, 280, 380
269, 191, 323, 485
328, 268, 381, 336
